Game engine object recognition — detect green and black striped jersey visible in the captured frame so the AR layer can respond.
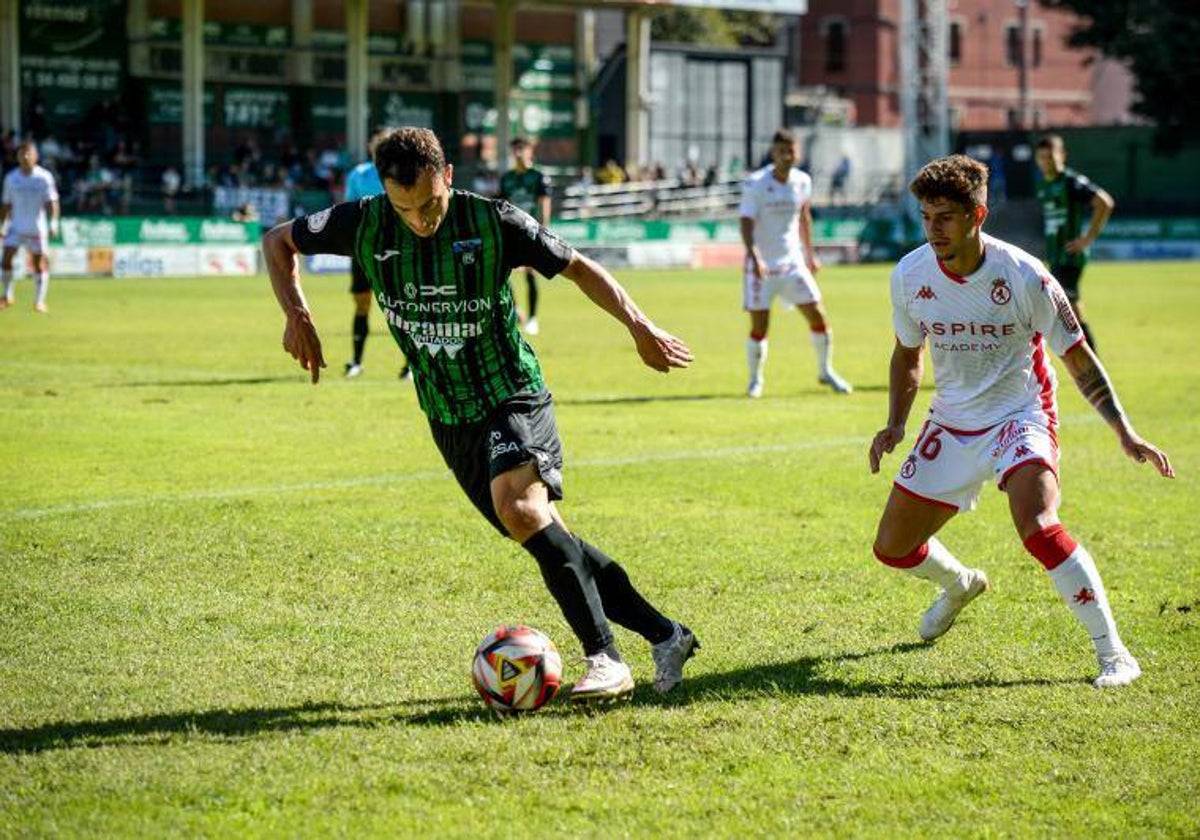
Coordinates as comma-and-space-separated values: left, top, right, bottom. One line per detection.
498, 168, 550, 218
1036, 167, 1101, 270
292, 190, 574, 424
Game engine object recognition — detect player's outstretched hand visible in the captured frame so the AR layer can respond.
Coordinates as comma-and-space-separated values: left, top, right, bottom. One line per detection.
868, 425, 906, 474
631, 320, 694, 372
283, 308, 326, 384
1119, 430, 1175, 478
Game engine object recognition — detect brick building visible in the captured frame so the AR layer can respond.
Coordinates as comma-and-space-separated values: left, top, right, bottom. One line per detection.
794, 0, 1135, 130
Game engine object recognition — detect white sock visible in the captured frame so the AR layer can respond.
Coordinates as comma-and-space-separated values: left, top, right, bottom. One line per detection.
746, 337, 767, 384
908, 536, 970, 591
33, 271, 49, 306
2, 269, 13, 300
1048, 544, 1125, 657
810, 329, 833, 376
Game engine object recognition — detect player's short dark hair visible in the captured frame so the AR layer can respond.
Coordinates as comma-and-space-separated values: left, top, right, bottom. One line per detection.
771, 128, 797, 146
510, 136, 532, 151
373, 127, 446, 186
1036, 133, 1065, 153
909, 154, 989, 211
366, 129, 389, 160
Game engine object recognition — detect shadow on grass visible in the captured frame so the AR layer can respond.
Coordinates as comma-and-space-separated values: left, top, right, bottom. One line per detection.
557, 393, 733, 407
646, 641, 1078, 705
0, 643, 1079, 752
113, 377, 297, 388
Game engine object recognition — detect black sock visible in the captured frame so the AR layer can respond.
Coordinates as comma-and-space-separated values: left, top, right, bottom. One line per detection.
526, 271, 538, 319
577, 538, 674, 644
352, 314, 368, 364
1081, 320, 1097, 353
522, 523, 617, 658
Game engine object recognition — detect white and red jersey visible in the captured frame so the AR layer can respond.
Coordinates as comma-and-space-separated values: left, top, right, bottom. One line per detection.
891, 232, 1085, 431
2, 165, 58, 235
738, 165, 812, 268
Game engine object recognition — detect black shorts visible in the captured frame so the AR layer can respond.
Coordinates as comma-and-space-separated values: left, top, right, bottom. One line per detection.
428, 390, 565, 536
1051, 264, 1084, 303
350, 261, 371, 294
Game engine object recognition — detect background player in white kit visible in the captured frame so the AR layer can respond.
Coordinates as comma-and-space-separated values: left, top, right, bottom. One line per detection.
740, 128, 851, 398
1, 141, 60, 312
868, 155, 1173, 688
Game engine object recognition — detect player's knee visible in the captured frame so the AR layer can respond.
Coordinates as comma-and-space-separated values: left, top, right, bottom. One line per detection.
494, 493, 548, 537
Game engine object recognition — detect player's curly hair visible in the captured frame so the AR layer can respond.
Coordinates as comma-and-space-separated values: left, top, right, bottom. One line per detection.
909, 154, 989, 210
374, 127, 446, 186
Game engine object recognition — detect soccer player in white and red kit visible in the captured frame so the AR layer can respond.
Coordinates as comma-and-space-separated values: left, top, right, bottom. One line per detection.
868, 155, 1174, 688
740, 128, 851, 398
1, 141, 60, 312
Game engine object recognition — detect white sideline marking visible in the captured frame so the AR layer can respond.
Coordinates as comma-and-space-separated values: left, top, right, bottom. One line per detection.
5, 436, 865, 521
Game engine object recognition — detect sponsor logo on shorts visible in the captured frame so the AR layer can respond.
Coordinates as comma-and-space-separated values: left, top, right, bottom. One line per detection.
489, 430, 520, 460
900, 456, 917, 479
1013, 444, 1033, 459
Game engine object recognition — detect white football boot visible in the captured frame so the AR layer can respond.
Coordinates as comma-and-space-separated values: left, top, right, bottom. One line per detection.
524, 317, 540, 336
344, 362, 364, 379
570, 652, 634, 703
919, 568, 989, 641
747, 377, 764, 399
1094, 651, 1142, 688
651, 622, 700, 694
819, 370, 854, 394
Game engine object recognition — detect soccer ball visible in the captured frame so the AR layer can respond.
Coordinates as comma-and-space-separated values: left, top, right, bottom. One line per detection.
472, 625, 563, 713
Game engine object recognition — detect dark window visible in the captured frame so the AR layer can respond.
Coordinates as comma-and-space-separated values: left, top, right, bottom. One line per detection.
1032, 28, 1043, 68
825, 20, 847, 73
1005, 25, 1022, 67
949, 22, 963, 65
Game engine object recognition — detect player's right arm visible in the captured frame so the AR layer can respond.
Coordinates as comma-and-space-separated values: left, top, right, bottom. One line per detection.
262, 202, 362, 384
869, 340, 924, 473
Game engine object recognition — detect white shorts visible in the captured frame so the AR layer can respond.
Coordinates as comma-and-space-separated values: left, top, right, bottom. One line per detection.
893, 413, 1060, 512
743, 260, 821, 311
3, 230, 48, 255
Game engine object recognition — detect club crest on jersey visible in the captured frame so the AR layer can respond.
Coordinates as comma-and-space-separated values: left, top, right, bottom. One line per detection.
916, 285, 937, 300
990, 278, 1012, 305
306, 207, 332, 233
453, 238, 482, 265
900, 456, 917, 479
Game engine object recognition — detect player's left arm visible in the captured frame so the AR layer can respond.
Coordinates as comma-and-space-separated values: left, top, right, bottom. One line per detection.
1061, 343, 1174, 477
799, 202, 821, 273
47, 198, 60, 238
560, 252, 693, 373
1066, 182, 1114, 255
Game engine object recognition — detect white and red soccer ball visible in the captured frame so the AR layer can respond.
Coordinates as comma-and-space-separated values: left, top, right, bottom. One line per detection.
472, 625, 563, 713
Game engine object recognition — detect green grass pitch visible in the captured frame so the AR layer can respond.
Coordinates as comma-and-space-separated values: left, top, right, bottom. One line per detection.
1, 260, 1197, 836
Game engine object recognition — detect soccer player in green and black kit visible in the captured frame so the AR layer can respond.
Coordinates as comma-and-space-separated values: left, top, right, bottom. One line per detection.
263, 127, 699, 702
498, 136, 552, 335
1034, 134, 1114, 350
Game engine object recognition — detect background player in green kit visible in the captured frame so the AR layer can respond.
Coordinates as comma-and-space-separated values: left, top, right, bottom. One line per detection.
1034, 134, 1114, 350
498, 136, 551, 335
263, 127, 699, 703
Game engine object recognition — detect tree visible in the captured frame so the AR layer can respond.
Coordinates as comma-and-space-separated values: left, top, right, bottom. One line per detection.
1039, 0, 1200, 150
650, 9, 782, 48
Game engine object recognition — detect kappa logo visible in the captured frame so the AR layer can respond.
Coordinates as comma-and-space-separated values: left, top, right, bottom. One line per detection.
373, 249, 402, 262
916, 285, 937, 300
990, 278, 1012, 305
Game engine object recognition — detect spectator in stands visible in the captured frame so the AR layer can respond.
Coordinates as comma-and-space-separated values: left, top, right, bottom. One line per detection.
161, 165, 181, 214
596, 159, 626, 185
231, 202, 259, 223
830, 154, 851, 204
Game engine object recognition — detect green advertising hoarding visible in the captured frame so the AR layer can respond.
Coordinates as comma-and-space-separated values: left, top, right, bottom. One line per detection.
60, 217, 261, 247
20, 0, 127, 124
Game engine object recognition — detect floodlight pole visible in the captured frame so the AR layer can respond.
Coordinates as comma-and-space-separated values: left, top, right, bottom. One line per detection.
346, 0, 369, 162
899, 0, 949, 224
0, 0, 18, 135
625, 8, 650, 170
181, 0, 206, 190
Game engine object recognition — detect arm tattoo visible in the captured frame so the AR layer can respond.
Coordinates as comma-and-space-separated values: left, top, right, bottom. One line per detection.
1074, 363, 1125, 424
